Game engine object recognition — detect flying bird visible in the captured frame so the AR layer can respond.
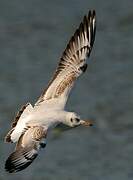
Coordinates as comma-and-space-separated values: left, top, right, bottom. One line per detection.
4, 10, 96, 173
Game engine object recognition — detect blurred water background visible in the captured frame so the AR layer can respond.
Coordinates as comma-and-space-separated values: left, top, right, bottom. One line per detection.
0, 0, 133, 179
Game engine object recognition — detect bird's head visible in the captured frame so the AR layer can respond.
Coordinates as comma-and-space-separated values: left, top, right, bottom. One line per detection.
65, 112, 93, 128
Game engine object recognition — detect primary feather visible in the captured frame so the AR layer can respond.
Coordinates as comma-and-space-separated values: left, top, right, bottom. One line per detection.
5, 126, 47, 173
35, 10, 96, 109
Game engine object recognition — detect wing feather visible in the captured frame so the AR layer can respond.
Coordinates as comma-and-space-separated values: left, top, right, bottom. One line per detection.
35, 10, 96, 109
5, 103, 33, 143
5, 126, 47, 173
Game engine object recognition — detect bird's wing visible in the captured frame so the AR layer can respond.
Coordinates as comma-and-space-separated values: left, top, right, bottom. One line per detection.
35, 10, 96, 110
5, 103, 33, 143
5, 126, 47, 173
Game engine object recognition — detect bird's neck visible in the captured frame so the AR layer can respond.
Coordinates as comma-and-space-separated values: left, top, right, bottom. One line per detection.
58, 111, 73, 126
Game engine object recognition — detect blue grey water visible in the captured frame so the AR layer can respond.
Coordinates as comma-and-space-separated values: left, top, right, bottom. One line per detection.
0, 0, 133, 179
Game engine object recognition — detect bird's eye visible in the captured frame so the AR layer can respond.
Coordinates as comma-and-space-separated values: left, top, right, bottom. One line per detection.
75, 118, 80, 122
70, 118, 73, 122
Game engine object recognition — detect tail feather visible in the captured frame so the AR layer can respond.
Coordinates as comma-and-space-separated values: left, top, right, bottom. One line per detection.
5, 147, 38, 173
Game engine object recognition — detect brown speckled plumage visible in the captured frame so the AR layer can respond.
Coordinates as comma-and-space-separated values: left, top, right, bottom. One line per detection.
36, 10, 96, 105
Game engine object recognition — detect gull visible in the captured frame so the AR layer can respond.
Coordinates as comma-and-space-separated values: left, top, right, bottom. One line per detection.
4, 10, 96, 173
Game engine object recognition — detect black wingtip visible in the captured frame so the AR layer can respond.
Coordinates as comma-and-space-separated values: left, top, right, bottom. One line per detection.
88, 10, 96, 16
5, 156, 16, 173
92, 10, 96, 16
5, 159, 35, 173
5, 148, 38, 173
88, 10, 96, 47
92, 10, 96, 26
88, 10, 91, 18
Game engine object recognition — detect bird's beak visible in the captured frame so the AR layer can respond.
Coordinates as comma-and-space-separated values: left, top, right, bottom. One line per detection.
80, 120, 93, 127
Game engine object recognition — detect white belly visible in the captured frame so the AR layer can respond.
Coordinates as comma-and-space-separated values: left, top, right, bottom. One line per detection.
11, 109, 66, 142
26, 109, 64, 128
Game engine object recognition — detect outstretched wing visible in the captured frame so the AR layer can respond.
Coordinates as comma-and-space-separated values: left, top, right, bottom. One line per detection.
35, 10, 96, 109
5, 126, 47, 173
